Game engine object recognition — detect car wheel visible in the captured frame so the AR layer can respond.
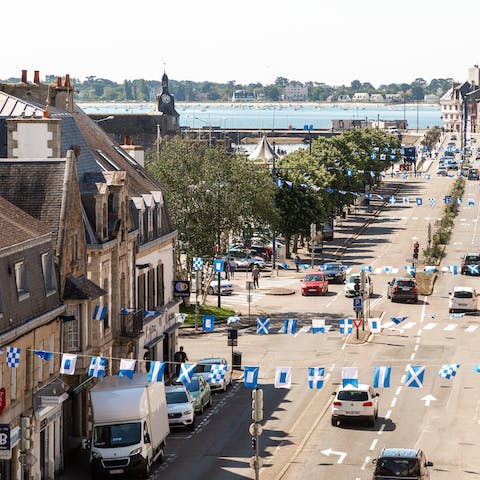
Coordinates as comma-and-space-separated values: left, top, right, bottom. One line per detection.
331, 417, 337, 426
200, 401, 204, 414
188, 418, 196, 431
207, 286, 214, 295
208, 395, 213, 408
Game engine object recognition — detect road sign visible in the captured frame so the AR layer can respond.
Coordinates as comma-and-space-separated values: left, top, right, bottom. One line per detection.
353, 298, 362, 308
0, 424, 10, 452
227, 339, 238, 347
353, 318, 363, 328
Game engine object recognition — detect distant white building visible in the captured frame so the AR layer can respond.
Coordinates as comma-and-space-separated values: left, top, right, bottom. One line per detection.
385, 93, 402, 102
424, 94, 439, 103
232, 90, 256, 102
370, 93, 384, 103
352, 92, 370, 102
283, 81, 309, 101
337, 94, 351, 102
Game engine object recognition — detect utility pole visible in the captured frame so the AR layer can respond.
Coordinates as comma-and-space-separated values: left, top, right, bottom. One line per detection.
250, 388, 263, 480
360, 270, 366, 331
271, 141, 277, 272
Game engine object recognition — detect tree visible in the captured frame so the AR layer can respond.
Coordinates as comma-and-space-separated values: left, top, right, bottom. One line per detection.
351, 80, 361, 90
275, 77, 289, 87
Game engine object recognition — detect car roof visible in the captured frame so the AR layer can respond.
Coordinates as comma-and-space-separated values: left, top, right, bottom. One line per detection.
339, 383, 370, 391
453, 286, 475, 292
166, 385, 188, 392
379, 448, 420, 459
198, 357, 225, 364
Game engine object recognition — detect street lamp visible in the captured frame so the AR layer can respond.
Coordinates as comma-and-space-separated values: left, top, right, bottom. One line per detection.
194, 116, 212, 147
94, 115, 114, 123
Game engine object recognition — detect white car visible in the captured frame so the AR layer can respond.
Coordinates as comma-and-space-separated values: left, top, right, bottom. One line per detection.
165, 385, 196, 430
193, 357, 232, 392
449, 286, 479, 313
207, 275, 233, 295
331, 384, 379, 427
344, 273, 373, 297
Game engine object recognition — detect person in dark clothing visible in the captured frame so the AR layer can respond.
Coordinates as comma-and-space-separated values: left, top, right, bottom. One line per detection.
174, 346, 188, 376
294, 254, 300, 272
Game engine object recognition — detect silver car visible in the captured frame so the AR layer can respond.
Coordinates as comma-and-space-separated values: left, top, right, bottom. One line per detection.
193, 357, 232, 392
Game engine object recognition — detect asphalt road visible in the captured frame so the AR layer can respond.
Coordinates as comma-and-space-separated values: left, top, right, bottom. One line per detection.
153, 137, 480, 479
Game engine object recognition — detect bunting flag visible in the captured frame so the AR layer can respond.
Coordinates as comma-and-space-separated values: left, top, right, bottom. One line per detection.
34, 350, 53, 361
384, 266, 393, 274
404, 265, 415, 275
391, 316, 408, 325
472, 364, 480, 373
312, 318, 325, 333
283, 319, 297, 334
373, 366, 391, 387
88, 356, 107, 378
416, 198, 423, 206
93, 306, 108, 321
426, 313, 437, 319
424, 266, 436, 275
469, 199, 475, 206
308, 367, 325, 389
227, 316, 240, 324
119, 359, 136, 379
6, 347, 21, 368
429, 198, 436, 207
438, 363, 460, 379
402, 197, 410, 204
176, 313, 187, 323
60, 353, 77, 375
361, 265, 372, 272
342, 367, 358, 388
144, 310, 159, 318
448, 265, 458, 275
178, 363, 196, 383
257, 317, 270, 334
468, 265, 479, 275
339, 318, 353, 334
192, 257, 204, 271
202, 315, 215, 332
274, 367, 292, 388
148, 361, 166, 382
209, 364, 227, 384
368, 318, 381, 333
406, 365, 425, 388
244, 366, 259, 388
450, 313, 465, 319
389, 196, 397, 205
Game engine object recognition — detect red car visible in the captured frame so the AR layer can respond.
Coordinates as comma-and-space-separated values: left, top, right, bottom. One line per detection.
301, 272, 329, 296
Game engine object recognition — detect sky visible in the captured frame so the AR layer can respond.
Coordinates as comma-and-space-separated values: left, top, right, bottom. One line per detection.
3, 0, 480, 87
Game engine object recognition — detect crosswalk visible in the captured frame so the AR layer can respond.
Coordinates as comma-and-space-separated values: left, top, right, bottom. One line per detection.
382, 320, 478, 333
218, 291, 265, 307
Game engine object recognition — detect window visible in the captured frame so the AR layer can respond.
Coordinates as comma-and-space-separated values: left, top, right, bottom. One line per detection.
63, 305, 80, 351
71, 233, 79, 262
10, 367, 16, 401
14, 261, 30, 300
156, 264, 164, 307
0, 291, 3, 317
337, 390, 368, 401
41, 251, 57, 295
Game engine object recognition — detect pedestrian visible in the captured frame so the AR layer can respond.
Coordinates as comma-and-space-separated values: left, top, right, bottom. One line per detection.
229, 259, 237, 279
252, 264, 260, 289
294, 254, 300, 272
224, 260, 230, 280
173, 346, 188, 376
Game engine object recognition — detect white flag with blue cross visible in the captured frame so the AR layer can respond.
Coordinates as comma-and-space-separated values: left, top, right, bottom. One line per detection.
468, 264, 479, 275
274, 367, 292, 388
438, 363, 460, 379
339, 318, 353, 334
373, 366, 391, 388
308, 367, 325, 389
256, 317, 270, 334
342, 367, 358, 388
88, 356, 107, 378
243, 366, 259, 388
406, 365, 425, 387
283, 319, 297, 334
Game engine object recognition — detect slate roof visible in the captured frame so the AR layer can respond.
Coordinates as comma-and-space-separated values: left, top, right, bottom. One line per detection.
0, 194, 51, 250
0, 160, 66, 248
64, 274, 107, 300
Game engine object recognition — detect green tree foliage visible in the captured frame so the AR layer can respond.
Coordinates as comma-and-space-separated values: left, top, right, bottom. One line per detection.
421, 126, 443, 150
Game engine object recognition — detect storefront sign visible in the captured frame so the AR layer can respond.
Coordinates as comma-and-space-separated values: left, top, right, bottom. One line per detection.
0, 424, 11, 452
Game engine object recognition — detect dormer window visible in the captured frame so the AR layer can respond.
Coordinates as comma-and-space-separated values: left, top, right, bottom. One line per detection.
14, 260, 30, 301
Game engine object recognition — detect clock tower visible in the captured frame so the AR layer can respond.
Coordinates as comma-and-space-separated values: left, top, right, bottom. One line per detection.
156, 71, 180, 136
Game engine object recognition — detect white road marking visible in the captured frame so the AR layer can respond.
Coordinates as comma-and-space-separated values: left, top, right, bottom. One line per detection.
378, 423, 386, 435
412, 217, 418, 220
402, 322, 416, 330
416, 337, 421, 344
410, 352, 416, 360
466, 325, 478, 332
385, 409, 392, 419
390, 397, 397, 408
361, 456, 370, 471
369, 439, 378, 451
444, 324, 457, 331
382, 321, 394, 328
414, 344, 419, 351
395, 386, 402, 396
400, 374, 406, 384
295, 326, 310, 337
423, 322, 438, 330
329, 364, 335, 372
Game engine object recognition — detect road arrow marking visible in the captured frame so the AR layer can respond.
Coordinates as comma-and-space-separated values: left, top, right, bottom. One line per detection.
321, 448, 347, 464
421, 394, 437, 407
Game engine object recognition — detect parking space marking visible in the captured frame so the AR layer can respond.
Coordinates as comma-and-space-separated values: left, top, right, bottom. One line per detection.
423, 323, 437, 330
466, 325, 478, 332
369, 439, 378, 451
361, 456, 370, 470
378, 423, 386, 435
390, 397, 397, 408
385, 409, 392, 419
395, 386, 402, 396
444, 324, 457, 331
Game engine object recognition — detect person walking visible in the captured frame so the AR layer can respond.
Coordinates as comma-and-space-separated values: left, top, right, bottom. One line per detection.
224, 260, 230, 280
252, 265, 260, 289
174, 346, 188, 376
229, 259, 237, 279
294, 254, 300, 272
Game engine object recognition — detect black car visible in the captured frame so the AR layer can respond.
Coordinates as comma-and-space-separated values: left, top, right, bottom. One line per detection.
387, 277, 418, 303
468, 168, 479, 180
320, 262, 346, 283
461, 253, 480, 275
372, 448, 433, 479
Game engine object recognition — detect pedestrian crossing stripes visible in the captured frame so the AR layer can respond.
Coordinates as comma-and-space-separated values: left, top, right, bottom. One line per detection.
466, 325, 478, 332
444, 324, 457, 331
381, 321, 477, 333
219, 292, 265, 306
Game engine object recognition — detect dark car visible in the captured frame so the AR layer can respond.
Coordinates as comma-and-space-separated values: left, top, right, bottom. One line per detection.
387, 277, 418, 303
320, 262, 346, 283
461, 253, 480, 275
468, 168, 479, 180
372, 448, 433, 479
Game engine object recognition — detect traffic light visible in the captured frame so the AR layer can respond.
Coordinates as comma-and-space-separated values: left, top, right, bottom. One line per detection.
353, 276, 361, 296
251, 437, 257, 450
20, 416, 33, 452
413, 241, 420, 260
251, 388, 263, 422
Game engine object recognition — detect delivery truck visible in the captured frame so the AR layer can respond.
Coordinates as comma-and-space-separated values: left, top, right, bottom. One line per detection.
89, 373, 169, 479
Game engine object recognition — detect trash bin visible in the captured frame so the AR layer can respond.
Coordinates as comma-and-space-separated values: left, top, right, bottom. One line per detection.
232, 351, 242, 370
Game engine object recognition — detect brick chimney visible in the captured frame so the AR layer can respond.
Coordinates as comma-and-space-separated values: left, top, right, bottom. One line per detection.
52, 74, 74, 113
33, 70, 40, 84
21, 70, 27, 83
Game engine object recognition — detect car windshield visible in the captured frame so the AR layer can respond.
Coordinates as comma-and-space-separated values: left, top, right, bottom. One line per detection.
93, 422, 141, 448
465, 255, 480, 262
184, 379, 200, 392
348, 275, 360, 283
337, 390, 368, 401
375, 458, 420, 476
166, 391, 189, 404
194, 364, 212, 373
304, 275, 324, 282
324, 263, 341, 270
454, 290, 473, 298
396, 280, 415, 288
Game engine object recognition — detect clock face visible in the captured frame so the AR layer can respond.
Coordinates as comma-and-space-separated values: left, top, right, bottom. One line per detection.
161, 94, 171, 104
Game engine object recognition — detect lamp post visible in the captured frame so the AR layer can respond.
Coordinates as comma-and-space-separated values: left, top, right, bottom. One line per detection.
94, 115, 114, 123
194, 116, 212, 147
216, 184, 222, 308
271, 141, 277, 272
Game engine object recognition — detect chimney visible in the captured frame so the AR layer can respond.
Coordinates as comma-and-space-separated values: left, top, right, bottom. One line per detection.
34, 70, 40, 84
52, 74, 74, 113
65, 74, 72, 89
56, 76, 62, 87
21, 70, 27, 83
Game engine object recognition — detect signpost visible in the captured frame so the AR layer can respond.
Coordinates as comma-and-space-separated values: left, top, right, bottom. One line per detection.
353, 298, 362, 312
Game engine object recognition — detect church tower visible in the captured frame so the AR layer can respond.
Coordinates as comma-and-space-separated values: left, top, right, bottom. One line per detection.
156, 71, 180, 136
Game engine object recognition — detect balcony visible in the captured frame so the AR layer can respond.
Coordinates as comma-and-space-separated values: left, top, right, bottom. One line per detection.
120, 309, 144, 338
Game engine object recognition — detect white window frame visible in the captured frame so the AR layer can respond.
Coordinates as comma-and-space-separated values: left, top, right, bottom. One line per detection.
14, 261, 30, 301
41, 251, 57, 295
64, 305, 80, 352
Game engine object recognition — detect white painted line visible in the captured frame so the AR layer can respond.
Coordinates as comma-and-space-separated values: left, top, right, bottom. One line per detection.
295, 326, 310, 337
390, 397, 397, 408
378, 423, 386, 435
416, 336, 421, 344
403, 322, 416, 330
395, 386, 402, 396
466, 325, 478, 333
414, 344, 419, 351
417, 329, 422, 337
329, 364, 335, 372
410, 352, 416, 360
361, 457, 371, 471
385, 409, 392, 419
383, 321, 394, 328
400, 374, 406, 384
369, 439, 378, 451
444, 324, 457, 331
423, 323, 438, 330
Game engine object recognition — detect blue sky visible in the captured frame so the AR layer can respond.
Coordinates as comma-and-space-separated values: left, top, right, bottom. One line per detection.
3, 0, 479, 86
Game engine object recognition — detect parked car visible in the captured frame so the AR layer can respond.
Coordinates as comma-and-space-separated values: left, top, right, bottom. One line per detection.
468, 168, 479, 180
436, 165, 448, 176
344, 273, 373, 297
300, 272, 329, 296
206, 274, 233, 295
451, 135, 457, 141
372, 448, 433, 479
183, 375, 212, 413
331, 384, 379, 427
446, 160, 458, 170
387, 277, 418, 303
449, 286, 479, 313
165, 385, 196, 430
193, 357, 232, 392
229, 255, 266, 270
321, 262, 347, 283
460, 252, 480, 274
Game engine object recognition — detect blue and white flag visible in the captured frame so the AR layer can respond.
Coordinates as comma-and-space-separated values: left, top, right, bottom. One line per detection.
178, 363, 196, 384
119, 359, 136, 379
339, 318, 353, 334
389, 196, 397, 205
312, 318, 325, 334
6, 347, 20, 368
308, 367, 325, 389
416, 198, 423, 206
428, 198, 436, 207
176, 313, 187, 324
342, 367, 358, 388
373, 366, 391, 388
438, 363, 460, 379
275, 178, 283, 187
274, 367, 292, 388
406, 365, 425, 388
468, 264, 479, 275
244, 366, 259, 388
404, 265, 415, 275
469, 199, 476, 206
361, 265, 372, 272
148, 361, 166, 382
456, 198, 462, 205
213, 259, 225, 273
257, 317, 270, 335
93, 305, 107, 321
283, 319, 297, 334
427, 313, 437, 319
202, 315, 215, 332
402, 173, 408, 180
209, 364, 227, 384
402, 197, 410, 204
425, 174, 431, 180
448, 265, 458, 275
347, 169, 352, 177
472, 364, 480, 373
444, 196, 452, 204
144, 310, 159, 318
34, 350, 53, 361
384, 266, 393, 274
450, 312, 465, 319
424, 266, 436, 275
227, 316, 240, 324
368, 318, 381, 333
60, 353, 77, 375
89, 356, 107, 378
192, 257, 204, 271
391, 316, 408, 325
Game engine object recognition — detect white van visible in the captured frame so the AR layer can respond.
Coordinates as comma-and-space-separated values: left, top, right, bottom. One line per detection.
448, 286, 479, 313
